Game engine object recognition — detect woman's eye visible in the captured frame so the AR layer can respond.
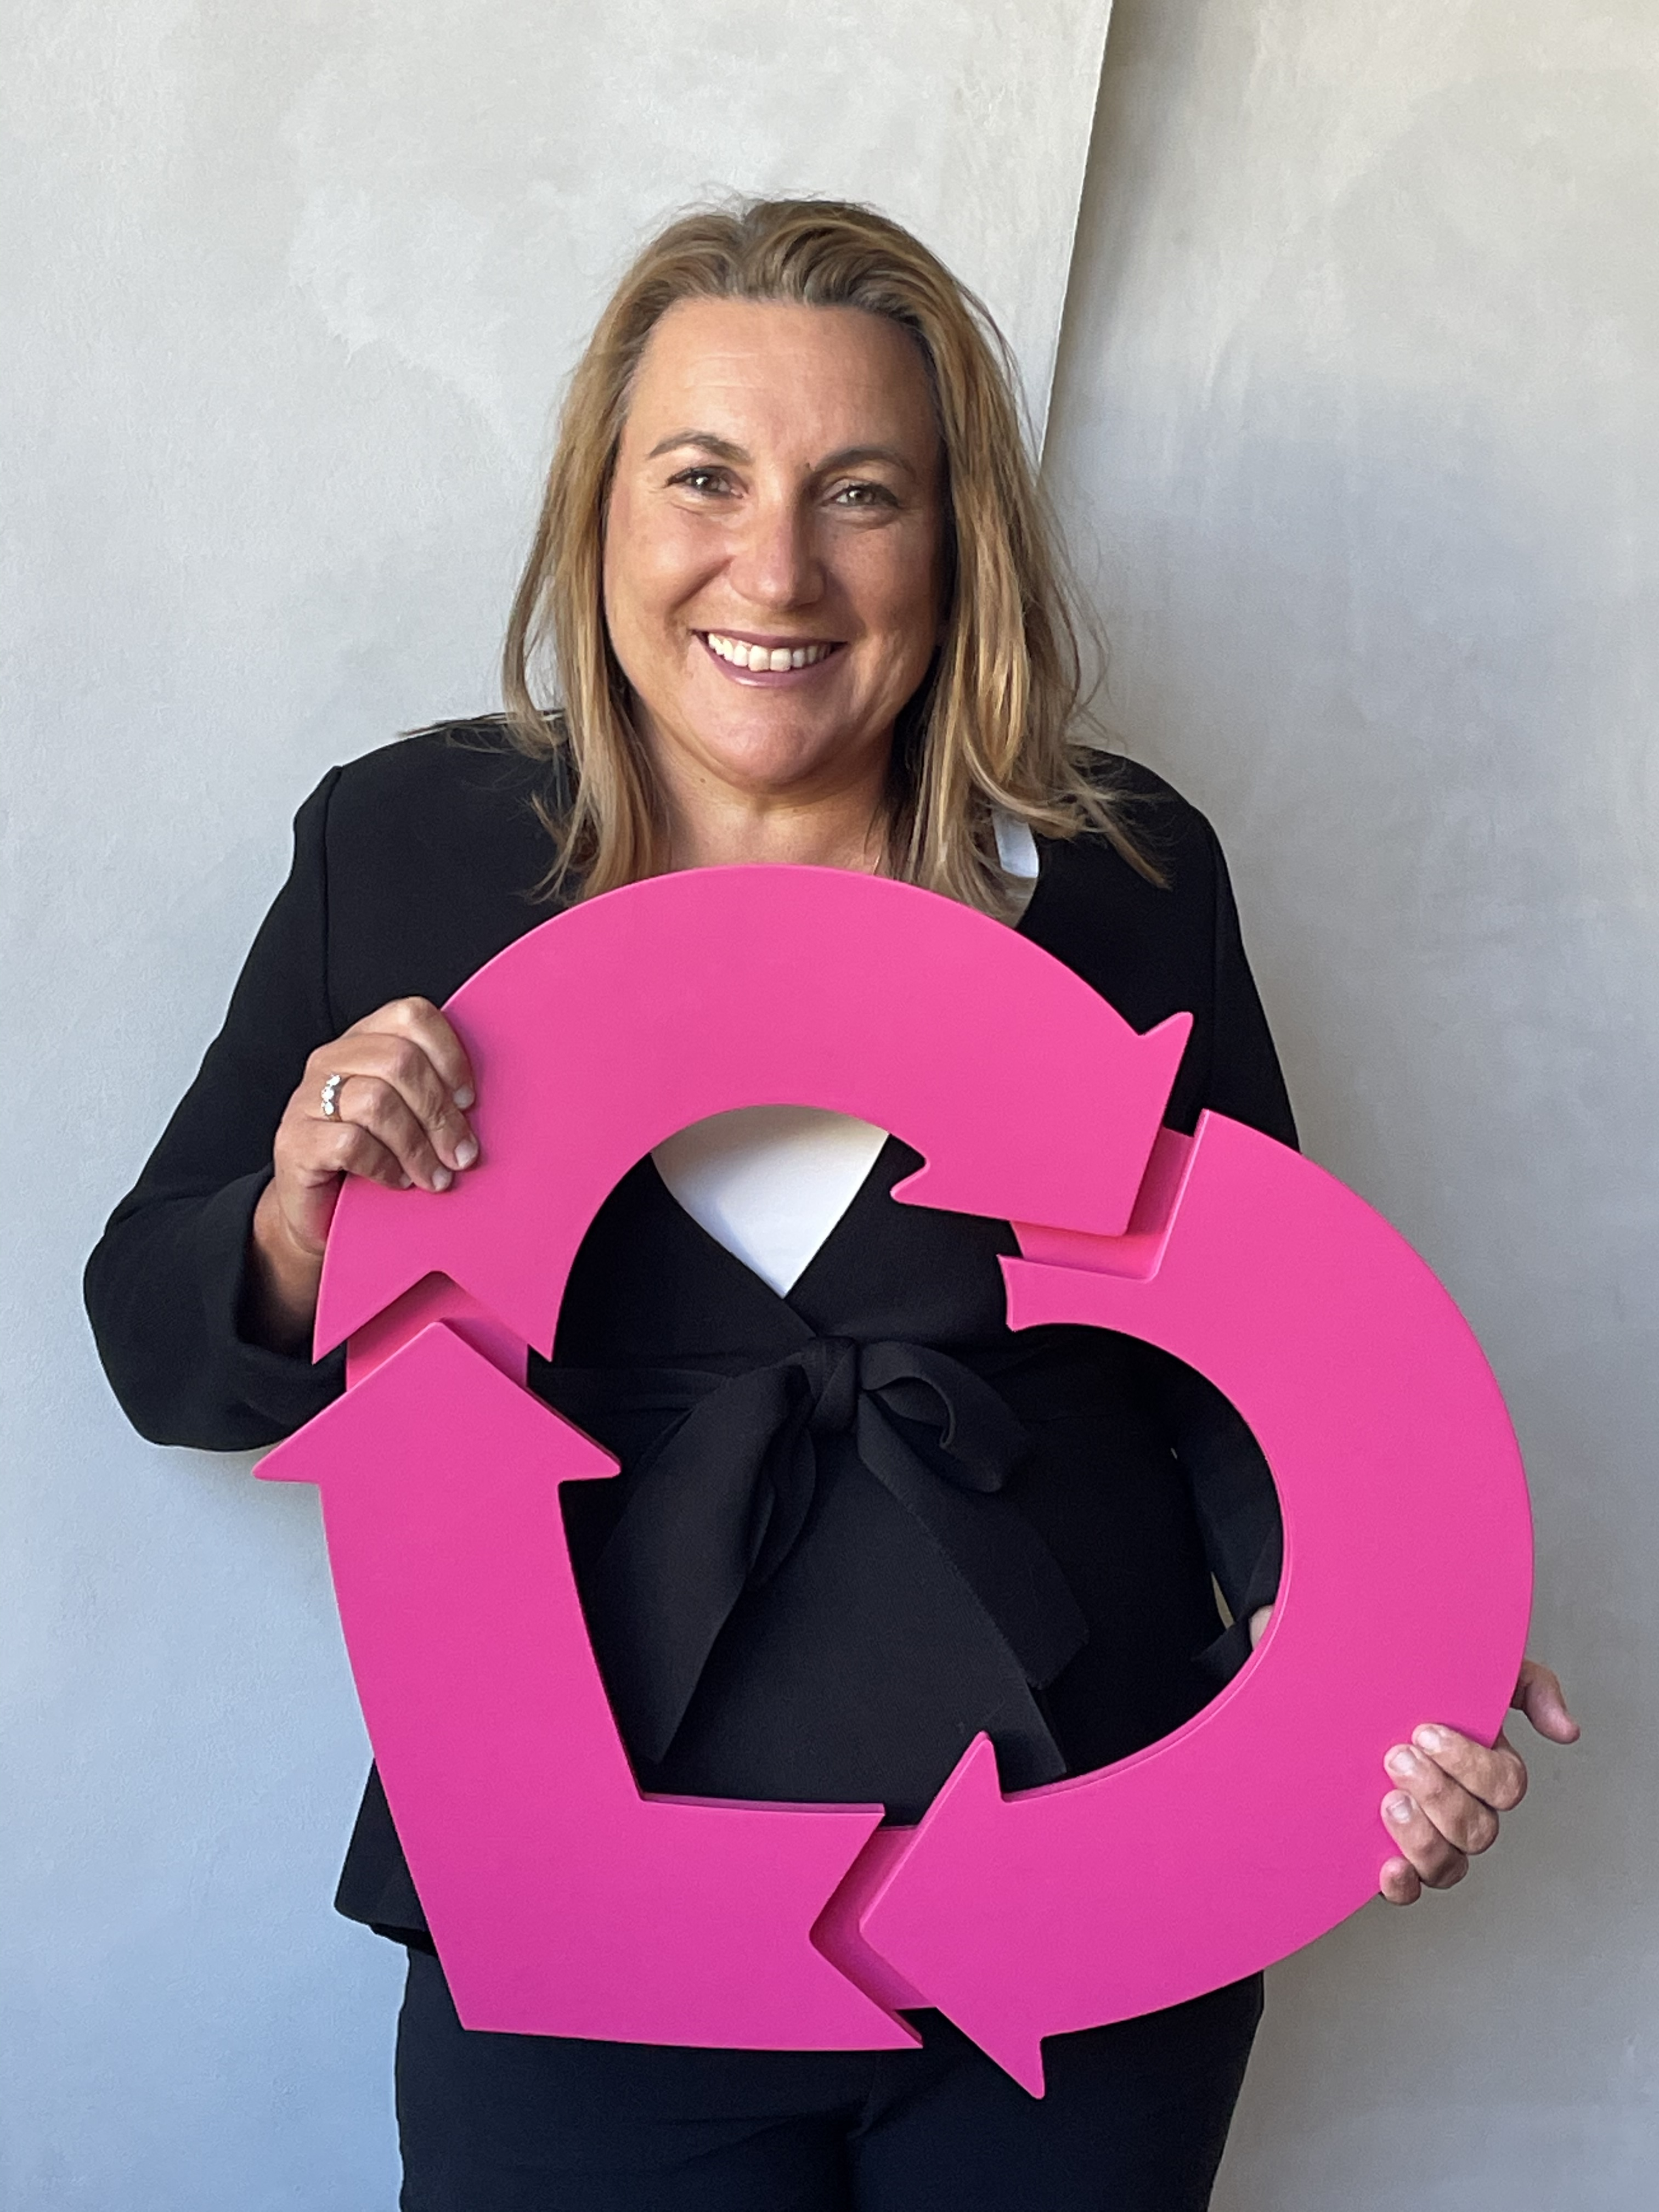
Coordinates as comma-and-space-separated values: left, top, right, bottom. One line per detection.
831, 481, 896, 509
669, 468, 733, 496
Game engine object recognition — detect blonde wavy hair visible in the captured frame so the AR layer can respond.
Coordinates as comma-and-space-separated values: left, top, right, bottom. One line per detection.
503, 194, 1152, 912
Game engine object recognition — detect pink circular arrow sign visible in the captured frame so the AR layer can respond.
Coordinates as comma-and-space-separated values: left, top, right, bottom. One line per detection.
259, 866, 1533, 2094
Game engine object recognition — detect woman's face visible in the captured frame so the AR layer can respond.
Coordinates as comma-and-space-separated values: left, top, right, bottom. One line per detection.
602, 297, 947, 813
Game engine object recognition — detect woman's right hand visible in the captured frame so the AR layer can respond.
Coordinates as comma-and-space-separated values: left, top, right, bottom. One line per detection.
246, 996, 478, 1351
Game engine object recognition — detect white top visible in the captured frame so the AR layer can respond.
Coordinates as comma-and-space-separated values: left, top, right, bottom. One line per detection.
652, 813, 1040, 1295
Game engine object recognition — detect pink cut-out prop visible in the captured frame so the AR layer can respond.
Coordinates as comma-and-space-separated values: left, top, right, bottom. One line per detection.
261, 866, 1533, 2092
852, 1116, 1533, 2091
266, 1320, 906, 2049
304, 868, 1192, 1359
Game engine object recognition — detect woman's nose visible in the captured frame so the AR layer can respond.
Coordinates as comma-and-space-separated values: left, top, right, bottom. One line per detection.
727, 494, 822, 611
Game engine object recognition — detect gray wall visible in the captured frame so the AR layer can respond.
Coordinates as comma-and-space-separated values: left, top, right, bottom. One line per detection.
5, 0, 1654, 2204
1044, 3, 1656, 2203
0, 2, 1113, 2205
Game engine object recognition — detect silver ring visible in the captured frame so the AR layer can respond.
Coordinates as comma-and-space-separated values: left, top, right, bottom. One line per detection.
319, 1071, 346, 1120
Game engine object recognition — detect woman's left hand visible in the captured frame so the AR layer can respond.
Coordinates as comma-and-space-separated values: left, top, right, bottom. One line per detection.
1374, 1658, 1580, 1904
1247, 1612, 1581, 1905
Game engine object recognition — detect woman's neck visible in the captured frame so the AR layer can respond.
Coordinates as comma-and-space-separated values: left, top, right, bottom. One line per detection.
650, 736, 893, 875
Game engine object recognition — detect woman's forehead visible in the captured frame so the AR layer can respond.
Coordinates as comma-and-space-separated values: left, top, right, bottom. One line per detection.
624, 297, 937, 457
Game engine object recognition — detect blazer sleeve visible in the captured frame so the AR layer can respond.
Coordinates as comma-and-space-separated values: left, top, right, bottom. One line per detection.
1149, 817, 1295, 1672
83, 772, 349, 1449
1195, 823, 1297, 1149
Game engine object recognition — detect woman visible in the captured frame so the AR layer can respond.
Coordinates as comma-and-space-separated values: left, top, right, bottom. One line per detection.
86, 198, 1576, 2211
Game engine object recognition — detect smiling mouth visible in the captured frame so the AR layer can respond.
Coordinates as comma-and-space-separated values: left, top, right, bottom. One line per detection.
701, 630, 844, 674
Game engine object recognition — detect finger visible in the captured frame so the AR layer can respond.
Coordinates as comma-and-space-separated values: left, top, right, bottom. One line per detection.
313, 1034, 477, 1174
270, 1117, 417, 1265
284, 1116, 409, 1194
317, 1074, 454, 1192
328, 1121, 415, 1190
1513, 1658, 1581, 1744
1381, 1790, 1470, 1889
1378, 1853, 1423, 1907
1384, 1742, 1503, 1853
349, 997, 477, 1111
1408, 1724, 1528, 1814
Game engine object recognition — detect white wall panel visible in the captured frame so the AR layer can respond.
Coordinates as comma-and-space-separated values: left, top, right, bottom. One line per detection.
0, 3, 1113, 2202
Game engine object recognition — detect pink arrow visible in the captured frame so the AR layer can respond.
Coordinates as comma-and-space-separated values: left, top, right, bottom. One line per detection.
260, 1322, 912, 2050
270, 870, 1532, 2086
850, 1114, 1533, 2094
313, 868, 1189, 1358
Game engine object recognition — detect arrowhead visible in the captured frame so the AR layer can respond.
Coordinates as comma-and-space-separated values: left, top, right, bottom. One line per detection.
889, 1012, 1190, 1239
258, 1326, 910, 2051
258, 1322, 617, 1490
857, 1736, 1051, 2097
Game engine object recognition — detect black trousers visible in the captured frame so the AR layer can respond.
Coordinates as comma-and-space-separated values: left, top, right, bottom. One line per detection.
396, 1949, 1262, 2211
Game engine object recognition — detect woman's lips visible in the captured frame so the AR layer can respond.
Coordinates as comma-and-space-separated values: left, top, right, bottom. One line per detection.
698, 631, 846, 685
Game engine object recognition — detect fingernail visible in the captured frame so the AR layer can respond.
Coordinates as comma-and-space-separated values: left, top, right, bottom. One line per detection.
1414, 1726, 1449, 1754
1386, 1747, 1420, 1780
399, 1174, 413, 1189
431, 1167, 453, 1192
1386, 1794, 1414, 1824
454, 1086, 475, 1110
454, 1136, 479, 1170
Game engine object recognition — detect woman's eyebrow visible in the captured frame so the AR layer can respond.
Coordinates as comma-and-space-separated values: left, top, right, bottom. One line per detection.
646, 430, 749, 462
815, 444, 916, 478
644, 432, 918, 479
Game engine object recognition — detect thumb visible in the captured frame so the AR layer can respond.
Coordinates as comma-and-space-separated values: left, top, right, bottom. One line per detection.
1513, 1657, 1581, 1745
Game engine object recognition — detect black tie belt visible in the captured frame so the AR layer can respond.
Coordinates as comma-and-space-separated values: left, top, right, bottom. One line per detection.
543, 1335, 1095, 1780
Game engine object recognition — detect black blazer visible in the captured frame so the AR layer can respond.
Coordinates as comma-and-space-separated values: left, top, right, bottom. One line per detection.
84, 723, 1297, 1938
84, 724, 1294, 1449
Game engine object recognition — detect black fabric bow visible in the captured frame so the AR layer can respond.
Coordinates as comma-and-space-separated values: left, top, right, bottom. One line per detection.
553, 1336, 1090, 1774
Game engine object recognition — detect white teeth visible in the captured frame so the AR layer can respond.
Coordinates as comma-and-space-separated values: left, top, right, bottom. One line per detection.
704, 633, 833, 670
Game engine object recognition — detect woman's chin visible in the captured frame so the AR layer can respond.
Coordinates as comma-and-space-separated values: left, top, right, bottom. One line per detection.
667, 715, 883, 801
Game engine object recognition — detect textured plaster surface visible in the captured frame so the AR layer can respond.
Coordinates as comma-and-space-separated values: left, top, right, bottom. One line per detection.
9, 0, 1655, 2200
2, 3, 1111, 2203
1046, 4, 1657, 2203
